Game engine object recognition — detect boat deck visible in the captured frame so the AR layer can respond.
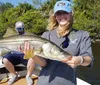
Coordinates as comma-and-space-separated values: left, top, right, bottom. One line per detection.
0, 63, 39, 85
0, 76, 38, 85
0, 60, 91, 85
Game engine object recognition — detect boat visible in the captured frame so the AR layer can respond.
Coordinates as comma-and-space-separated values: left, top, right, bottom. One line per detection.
0, 58, 91, 85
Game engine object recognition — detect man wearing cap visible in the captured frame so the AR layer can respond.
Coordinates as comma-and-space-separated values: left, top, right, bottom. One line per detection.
2, 21, 35, 85
15, 21, 25, 35
36, 0, 93, 85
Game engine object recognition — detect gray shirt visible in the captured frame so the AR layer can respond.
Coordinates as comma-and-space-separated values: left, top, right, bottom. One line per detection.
37, 29, 93, 85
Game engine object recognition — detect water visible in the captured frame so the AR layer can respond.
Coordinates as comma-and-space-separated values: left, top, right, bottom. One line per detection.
76, 41, 100, 85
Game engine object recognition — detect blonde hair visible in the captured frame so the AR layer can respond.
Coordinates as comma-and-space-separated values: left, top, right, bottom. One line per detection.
47, 14, 58, 30
47, 13, 73, 36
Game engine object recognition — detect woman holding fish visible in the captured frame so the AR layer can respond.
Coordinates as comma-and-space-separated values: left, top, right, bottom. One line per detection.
35, 0, 94, 85
12, 0, 94, 85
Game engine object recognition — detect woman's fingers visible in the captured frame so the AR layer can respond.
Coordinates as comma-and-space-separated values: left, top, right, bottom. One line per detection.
61, 56, 81, 68
61, 56, 72, 62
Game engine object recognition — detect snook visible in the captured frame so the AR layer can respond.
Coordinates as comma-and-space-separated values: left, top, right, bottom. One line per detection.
0, 35, 71, 61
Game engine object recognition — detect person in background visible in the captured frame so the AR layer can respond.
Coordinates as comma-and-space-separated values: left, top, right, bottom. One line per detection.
15, 21, 25, 35
2, 21, 36, 85
35, 0, 93, 85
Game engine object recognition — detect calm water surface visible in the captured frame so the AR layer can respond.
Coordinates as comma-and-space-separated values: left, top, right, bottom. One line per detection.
77, 41, 100, 85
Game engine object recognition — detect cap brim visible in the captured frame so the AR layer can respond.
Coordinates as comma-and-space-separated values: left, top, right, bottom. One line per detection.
54, 7, 71, 14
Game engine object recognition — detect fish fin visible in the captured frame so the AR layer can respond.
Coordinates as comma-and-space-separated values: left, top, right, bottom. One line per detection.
24, 49, 34, 59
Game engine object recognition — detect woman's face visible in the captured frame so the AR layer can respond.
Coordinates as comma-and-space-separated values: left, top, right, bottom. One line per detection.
55, 11, 72, 26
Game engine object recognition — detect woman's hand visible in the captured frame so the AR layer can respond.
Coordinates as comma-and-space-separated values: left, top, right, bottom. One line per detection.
18, 41, 34, 59
61, 56, 83, 68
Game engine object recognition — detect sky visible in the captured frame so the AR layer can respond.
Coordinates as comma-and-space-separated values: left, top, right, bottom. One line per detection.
0, 0, 47, 7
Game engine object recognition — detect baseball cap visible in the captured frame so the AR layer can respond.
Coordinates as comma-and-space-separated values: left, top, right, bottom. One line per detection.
15, 21, 24, 32
54, 0, 72, 14
15, 21, 24, 28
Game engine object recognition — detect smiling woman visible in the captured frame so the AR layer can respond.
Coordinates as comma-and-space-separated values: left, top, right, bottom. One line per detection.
55, 10, 73, 37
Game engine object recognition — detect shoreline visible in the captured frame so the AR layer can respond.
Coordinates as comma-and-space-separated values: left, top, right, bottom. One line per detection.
91, 39, 100, 43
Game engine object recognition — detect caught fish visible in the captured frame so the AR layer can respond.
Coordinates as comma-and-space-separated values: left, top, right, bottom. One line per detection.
0, 35, 71, 61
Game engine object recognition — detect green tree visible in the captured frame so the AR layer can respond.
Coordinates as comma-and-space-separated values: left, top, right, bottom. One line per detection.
0, 2, 13, 13
18, 10, 47, 34
17, 3, 35, 14
0, 3, 35, 32
73, 0, 100, 40
0, 3, 47, 35
40, 0, 57, 17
